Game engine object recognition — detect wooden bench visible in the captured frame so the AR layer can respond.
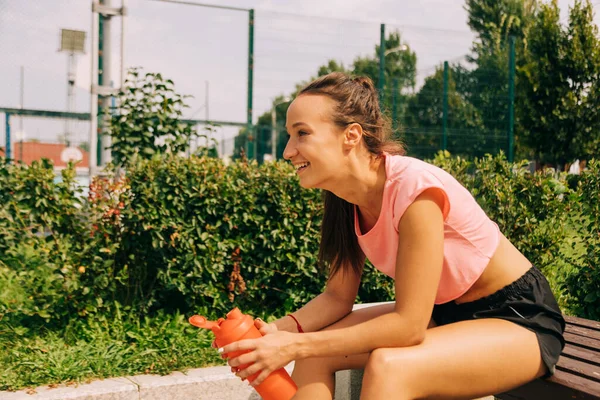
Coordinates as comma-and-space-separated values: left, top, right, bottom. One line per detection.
496, 315, 600, 400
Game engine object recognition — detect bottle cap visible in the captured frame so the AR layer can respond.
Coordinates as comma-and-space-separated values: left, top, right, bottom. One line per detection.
189, 308, 255, 345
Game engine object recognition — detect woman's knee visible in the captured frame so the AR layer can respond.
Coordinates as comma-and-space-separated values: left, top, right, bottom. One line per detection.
362, 348, 422, 399
365, 348, 393, 379
364, 348, 416, 383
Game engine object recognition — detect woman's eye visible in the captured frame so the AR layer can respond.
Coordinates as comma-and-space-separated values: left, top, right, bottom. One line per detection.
298, 130, 308, 136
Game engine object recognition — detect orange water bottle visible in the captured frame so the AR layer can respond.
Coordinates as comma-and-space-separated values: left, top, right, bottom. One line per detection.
189, 308, 297, 400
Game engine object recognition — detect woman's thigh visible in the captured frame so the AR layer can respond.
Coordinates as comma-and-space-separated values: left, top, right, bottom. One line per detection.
363, 318, 545, 399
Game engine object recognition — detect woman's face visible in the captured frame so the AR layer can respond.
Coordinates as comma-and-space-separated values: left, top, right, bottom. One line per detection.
283, 94, 347, 189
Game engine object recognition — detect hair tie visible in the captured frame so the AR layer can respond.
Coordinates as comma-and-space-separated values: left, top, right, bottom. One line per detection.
287, 314, 304, 333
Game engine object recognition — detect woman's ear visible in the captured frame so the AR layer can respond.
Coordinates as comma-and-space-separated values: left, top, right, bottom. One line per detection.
344, 123, 363, 149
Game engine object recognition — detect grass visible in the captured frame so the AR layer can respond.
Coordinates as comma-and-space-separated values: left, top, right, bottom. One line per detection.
0, 310, 225, 392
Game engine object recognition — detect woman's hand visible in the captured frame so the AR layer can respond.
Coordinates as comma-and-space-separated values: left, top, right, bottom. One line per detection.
255, 317, 279, 336
212, 318, 278, 353
220, 319, 299, 386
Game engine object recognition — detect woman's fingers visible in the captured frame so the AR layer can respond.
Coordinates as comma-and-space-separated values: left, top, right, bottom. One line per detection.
255, 319, 278, 335
236, 363, 263, 381
219, 339, 255, 355
228, 352, 257, 368
250, 369, 272, 387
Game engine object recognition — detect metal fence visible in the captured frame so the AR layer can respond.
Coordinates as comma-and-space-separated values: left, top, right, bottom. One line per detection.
1, 0, 515, 167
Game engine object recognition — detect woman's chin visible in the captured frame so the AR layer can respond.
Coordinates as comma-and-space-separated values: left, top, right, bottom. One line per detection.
298, 180, 313, 189
298, 178, 327, 190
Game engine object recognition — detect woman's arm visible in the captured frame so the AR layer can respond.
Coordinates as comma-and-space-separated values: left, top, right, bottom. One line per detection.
221, 189, 445, 383
272, 256, 364, 333
294, 189, 445, 358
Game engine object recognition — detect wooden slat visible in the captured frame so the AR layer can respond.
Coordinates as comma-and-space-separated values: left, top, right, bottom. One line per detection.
496, 370, 600, 399
556, 355, 600, 383
550, 369, 600, 398
566, 316, 600, 331
565, 332, 600, 352
563, 344, 600, 366
498, 318, 600, 399
567, 324, 600, 341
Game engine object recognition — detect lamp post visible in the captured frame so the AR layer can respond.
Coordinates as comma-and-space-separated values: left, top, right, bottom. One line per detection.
271, 97, 291, 160
378, 44, 408, 109
380, 44, 408, 120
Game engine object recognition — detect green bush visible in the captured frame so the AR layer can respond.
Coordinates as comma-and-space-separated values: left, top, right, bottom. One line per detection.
109, 156, 326, 319
108, 68, 200, 166
0, 159, 88, 328
0, 151, 597, 329
563, 160, 600, 319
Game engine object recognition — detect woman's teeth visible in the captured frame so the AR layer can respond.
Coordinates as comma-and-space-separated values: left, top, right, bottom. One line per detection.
295, 162, 310, 171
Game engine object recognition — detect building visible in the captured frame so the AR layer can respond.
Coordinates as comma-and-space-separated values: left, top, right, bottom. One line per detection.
0, 142, 90, 192
0, 141, 89, 171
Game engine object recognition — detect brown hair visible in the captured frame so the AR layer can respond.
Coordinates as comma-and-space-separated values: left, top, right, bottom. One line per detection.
298, 72, 405, 280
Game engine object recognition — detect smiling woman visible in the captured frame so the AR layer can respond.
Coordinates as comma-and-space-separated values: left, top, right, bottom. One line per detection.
219, 72, 565, 400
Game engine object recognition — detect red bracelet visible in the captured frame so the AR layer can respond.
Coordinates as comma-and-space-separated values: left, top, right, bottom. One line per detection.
287, 314, 304, 333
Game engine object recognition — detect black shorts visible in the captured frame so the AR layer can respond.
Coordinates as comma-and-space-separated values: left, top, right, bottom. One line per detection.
432, 266, 566, 378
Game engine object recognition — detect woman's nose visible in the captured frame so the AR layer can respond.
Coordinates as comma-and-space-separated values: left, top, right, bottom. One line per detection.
283, 138, 297, 160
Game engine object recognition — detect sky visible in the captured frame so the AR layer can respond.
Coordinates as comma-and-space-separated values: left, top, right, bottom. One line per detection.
0, 0, 594, 158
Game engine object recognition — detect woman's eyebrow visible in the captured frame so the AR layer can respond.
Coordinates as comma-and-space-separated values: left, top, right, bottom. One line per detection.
288, 122, 308, 129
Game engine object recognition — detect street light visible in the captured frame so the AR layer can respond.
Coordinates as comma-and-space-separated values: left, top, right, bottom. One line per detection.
380, 44, 409, 130
379, 44, 409, 105
384, 44, 408, 57
271, 96, 291, 160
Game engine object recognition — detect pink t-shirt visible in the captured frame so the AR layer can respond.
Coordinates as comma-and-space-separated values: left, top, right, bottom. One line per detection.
354, 154, 500, 304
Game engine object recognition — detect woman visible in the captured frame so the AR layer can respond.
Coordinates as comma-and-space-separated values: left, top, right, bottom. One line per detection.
219, 72, 565, 399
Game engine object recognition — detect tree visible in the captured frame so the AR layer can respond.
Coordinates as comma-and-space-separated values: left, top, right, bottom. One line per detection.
404, 65, 486, 159
520, 0, 600, 165
465, 0, 538, 158
466, 0, 537, 54
234, 31, 417, 160
316, 60, 348, 77
353, 31, 416, 123
108, 68, 200, 167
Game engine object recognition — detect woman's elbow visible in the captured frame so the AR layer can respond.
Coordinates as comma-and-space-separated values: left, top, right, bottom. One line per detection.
396, 315, 427, 346
407, 328, 426, 346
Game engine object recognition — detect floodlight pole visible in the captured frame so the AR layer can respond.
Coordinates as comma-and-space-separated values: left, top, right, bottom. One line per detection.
100, 0, 113, 167
90, 8, 99, 177
90, 0, 126, 177
66, 52, 76, 146
19, 66, 24, 162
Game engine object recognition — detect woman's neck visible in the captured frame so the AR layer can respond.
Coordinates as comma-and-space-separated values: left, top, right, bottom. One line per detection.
329, 154, 387, 216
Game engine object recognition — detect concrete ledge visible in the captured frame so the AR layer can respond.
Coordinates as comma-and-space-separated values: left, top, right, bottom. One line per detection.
0, 377, 138, 400
128, 365, 262, 400
1, 364, 296, 400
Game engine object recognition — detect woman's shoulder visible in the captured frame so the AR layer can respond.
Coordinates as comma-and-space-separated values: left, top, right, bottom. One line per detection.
385, 155, 446, 182
384, 155, 452, 223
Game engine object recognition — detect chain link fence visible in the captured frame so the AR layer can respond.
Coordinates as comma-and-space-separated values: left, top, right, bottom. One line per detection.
1, 1, 514, 164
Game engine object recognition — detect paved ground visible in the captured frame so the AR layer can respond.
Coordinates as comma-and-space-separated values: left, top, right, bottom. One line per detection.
0, 364, 496, 399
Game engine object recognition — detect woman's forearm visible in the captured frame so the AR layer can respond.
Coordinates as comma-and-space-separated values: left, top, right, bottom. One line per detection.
295, 311, 424, 359
273, 291, 353, 333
